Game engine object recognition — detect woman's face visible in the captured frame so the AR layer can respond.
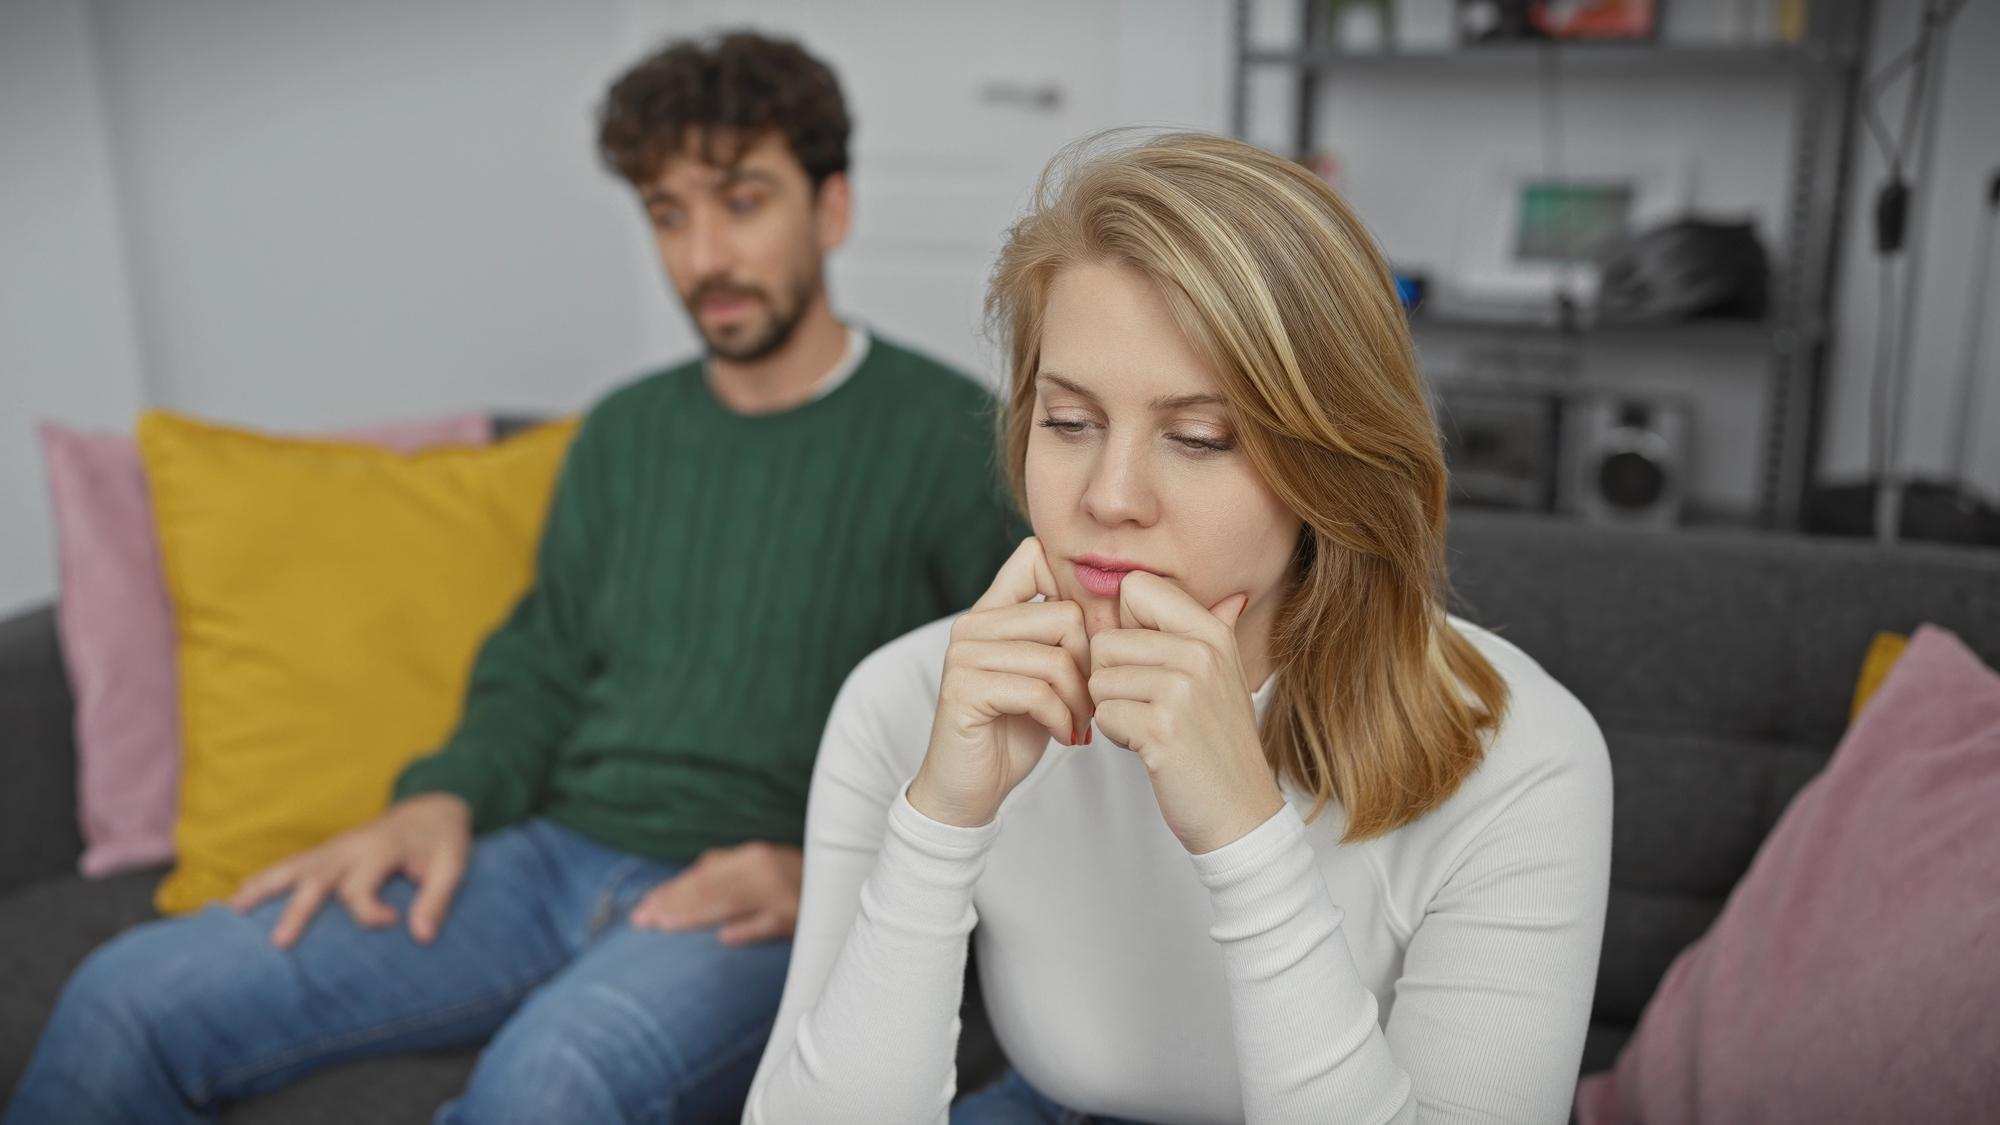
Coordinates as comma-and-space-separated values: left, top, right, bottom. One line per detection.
1025, 263, 1304, 684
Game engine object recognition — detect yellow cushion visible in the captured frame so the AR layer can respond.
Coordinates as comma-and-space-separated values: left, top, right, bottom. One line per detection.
1850, 631, 1911, 723
139, 411, 578, 914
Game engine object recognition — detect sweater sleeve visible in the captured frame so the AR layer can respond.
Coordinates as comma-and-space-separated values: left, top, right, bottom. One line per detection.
1191, 718, 1610, 1125
745, 633, 981, 1125
392, 417, 607, 833
922, 397, 1028, 615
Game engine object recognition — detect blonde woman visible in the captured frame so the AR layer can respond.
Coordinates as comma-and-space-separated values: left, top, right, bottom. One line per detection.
743, 133, 1611, 1125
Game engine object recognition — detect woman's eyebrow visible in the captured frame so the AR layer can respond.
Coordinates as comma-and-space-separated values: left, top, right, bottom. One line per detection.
1037, 372, 1225, 412
1035, 371, 1097, 400
1150, 392, 1226, 410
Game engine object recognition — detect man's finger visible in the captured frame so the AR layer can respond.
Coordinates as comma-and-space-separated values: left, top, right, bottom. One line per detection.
632, 867, 748, 931
718, 910, 793, 946
230, 860, 298, 913
269, 880, 331, 950
971, 537, 1064, 611
407, 848, 466, 945
336, 866, 399, 930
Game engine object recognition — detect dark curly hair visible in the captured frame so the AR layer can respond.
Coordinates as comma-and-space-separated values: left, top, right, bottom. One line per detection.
598, 32, 850, 191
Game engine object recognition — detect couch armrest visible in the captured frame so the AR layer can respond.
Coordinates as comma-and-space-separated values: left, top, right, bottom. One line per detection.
0, 605, 84, 894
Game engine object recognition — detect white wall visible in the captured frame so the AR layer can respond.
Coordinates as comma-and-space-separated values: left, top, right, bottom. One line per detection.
0, 0, 1233, 616
0, 0, 149, 616
1817, 0, 2000, 494
89, 0, 665, 431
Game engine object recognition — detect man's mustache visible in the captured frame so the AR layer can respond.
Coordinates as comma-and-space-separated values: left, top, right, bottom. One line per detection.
686, 279, 772, 312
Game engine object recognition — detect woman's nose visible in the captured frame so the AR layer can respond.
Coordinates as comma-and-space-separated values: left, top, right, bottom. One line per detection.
1081, 439, 1158, 528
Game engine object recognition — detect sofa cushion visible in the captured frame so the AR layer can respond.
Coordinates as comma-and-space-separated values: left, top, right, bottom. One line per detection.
138, 412, 575, 914
1578, 624, 2000, 1123
40, 416, 494, 880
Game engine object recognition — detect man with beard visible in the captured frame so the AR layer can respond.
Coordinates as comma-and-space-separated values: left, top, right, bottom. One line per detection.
6, 33, 1019, 1125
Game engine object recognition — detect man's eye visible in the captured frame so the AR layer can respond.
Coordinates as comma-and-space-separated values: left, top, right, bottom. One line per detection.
650, 209, 685, 230
727, 194, 762, 216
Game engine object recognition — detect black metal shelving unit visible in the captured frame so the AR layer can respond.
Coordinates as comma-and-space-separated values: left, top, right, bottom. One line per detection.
1230, 0, 1874, 527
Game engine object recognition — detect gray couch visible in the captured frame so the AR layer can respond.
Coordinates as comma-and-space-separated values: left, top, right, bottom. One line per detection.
5, 509, 1999, 1119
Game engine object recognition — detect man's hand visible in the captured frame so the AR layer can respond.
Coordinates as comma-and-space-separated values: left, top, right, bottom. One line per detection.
629, 841, 802, 946
228, 792, 473, 950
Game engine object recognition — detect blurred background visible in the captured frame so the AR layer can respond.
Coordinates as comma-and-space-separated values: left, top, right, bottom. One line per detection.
2, 0, 1996, 617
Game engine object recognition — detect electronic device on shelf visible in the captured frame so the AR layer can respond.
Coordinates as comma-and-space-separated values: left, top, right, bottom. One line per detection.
1569, 395, 1689, 528
1437, 384, 1564, 509
1436, 381, 1690, 527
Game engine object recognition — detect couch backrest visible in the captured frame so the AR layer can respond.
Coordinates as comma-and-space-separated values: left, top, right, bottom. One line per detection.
0, 606, 83, 896
1446, 511, 2000, 1033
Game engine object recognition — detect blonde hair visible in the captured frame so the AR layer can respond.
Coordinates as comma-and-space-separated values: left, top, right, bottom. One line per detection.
988, 131, 1507, 841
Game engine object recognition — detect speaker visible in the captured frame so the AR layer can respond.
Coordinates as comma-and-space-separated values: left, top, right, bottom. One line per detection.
1567, 396, 1689, 528
1437, 384, 1563, 510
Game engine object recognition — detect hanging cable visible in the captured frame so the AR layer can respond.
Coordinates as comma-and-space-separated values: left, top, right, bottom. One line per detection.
1855, 0, 1971, 542
1945, 170, 2000, 485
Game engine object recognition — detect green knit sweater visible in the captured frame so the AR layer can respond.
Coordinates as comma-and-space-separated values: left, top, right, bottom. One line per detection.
394, 336, 1022, 861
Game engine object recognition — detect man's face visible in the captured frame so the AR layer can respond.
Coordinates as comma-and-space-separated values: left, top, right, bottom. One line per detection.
640, 131, 848, 363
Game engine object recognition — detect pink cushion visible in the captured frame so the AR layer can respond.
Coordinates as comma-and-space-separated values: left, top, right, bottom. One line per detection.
1577, 624, 2000, 1124
40, 414, 492, 878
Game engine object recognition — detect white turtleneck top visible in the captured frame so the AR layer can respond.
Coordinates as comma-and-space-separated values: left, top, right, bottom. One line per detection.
744, 614, 1611, 1125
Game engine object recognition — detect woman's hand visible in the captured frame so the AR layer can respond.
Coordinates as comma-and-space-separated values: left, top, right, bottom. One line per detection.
907, 537, 1093, 828
1090, 571, 1285, 855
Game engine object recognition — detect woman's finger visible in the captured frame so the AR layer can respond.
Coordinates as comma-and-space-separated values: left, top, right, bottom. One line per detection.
1087, 662, 1177, 706
953, 639, 1094, 735
1087, 627, 1183, 674
972, 536, 1065, 611
1117, 571, 1234, 639
955, 667, 1084, 745
1091, 697, 1151, 752
952, 600, 1091, 685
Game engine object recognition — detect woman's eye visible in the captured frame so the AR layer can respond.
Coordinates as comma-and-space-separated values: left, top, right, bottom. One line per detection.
1168, 431, 1234, 453
1037, 418, 1092, 435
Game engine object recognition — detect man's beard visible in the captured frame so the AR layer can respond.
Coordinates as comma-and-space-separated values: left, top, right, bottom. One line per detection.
687, 269, 819, 364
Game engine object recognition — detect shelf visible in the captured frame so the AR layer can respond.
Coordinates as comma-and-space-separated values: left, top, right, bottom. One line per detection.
1243, 42, 1807, 76
1408, 315, 1775, 350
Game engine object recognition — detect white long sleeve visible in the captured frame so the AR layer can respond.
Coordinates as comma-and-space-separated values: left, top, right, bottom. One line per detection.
748, 788, 992, 1125
1190, 805, 1415, 1124
746, 615, 1611, 1125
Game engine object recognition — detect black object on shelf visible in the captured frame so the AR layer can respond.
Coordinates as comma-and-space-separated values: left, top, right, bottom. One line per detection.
1597, 220, 1770, 325
1804, 480, 2000, 547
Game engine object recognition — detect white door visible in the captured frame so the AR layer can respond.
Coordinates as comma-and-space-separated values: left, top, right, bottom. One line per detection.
617, 0, 1231, 384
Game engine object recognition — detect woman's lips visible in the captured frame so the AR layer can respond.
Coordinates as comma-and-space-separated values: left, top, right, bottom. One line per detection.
1071, 556, 1156, 599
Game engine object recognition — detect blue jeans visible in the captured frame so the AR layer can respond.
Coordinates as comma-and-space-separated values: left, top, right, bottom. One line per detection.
4, 820, 790, 1125
951, 1071, 1159, 1125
